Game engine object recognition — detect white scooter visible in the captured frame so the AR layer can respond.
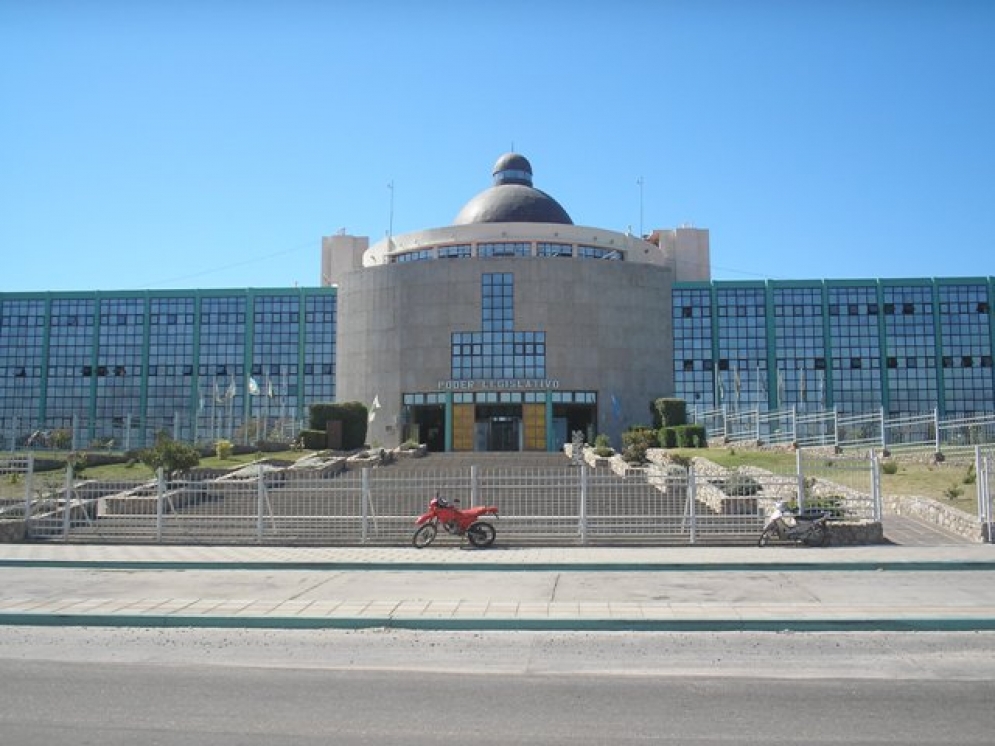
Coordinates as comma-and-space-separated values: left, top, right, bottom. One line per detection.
758, 501, 830, 547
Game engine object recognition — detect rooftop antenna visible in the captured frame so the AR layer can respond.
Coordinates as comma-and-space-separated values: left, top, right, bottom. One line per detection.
636, 176, 644, 237
387, 180, 395, 239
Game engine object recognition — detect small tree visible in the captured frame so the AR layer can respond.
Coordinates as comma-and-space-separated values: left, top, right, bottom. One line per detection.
139, 435, 201, 480
215, 439, 234, 460
622, 426, 656, 464
593, 433, 613, 457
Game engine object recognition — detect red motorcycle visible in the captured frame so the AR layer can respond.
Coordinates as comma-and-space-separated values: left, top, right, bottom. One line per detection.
412, 493, 499, 548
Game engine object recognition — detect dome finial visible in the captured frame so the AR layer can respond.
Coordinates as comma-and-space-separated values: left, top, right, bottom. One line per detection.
493, 153, 533, 187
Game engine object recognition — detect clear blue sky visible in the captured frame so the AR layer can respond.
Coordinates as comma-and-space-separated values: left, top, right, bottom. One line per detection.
2, 0, 993, 292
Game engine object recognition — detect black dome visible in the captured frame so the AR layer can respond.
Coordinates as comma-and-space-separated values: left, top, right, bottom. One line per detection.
453, 153, 573, 226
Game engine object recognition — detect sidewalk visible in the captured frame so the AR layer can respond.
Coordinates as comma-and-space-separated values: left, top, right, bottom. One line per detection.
2, 542, 994, 632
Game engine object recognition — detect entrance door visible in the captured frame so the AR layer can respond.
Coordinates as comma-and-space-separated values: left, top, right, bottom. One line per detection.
489, 416, 520, 451
475, 404, 523, 452
409, 405, 446, 452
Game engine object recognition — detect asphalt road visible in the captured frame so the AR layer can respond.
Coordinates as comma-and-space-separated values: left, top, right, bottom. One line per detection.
2, 628, 995, 744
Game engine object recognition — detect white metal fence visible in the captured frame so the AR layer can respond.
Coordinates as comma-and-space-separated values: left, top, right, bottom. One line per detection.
15, 455, 885, 546
693, 406, 995, 456
1, 413, 305, 454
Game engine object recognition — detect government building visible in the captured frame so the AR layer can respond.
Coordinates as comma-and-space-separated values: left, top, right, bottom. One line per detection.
1, 153, 993, 452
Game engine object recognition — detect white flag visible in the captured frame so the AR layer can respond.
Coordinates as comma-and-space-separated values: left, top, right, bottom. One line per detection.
248, 377, 260, 396
368, 394, 382, 423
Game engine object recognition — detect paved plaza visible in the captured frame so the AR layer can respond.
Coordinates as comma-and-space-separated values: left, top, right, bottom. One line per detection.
1, 511, 992, 632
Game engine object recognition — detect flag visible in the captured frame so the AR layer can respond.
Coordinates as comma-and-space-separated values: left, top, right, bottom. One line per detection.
819, 369, 826, 408
776, 367, 785, 406
757, 362, 767, 400
799, 367, 807, 402
214, 380, 223, 404
198, 386, 204, 412
717, 371, 725, 402
248, 377, 260, 396
266, 378, 274, 398
734, 367, 742, 403
368, 394, 381, 423
225, 377, 236, 400
610, 393, 622, 422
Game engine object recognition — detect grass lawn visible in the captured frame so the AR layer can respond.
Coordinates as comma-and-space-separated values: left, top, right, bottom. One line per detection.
0, 449, 311, 499
672, 447, 981, 515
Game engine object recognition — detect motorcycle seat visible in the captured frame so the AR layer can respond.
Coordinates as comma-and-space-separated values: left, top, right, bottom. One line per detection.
794, 510, 827, 521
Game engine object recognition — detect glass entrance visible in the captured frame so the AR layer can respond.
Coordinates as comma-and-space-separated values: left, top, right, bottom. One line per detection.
476, 404, 522, 451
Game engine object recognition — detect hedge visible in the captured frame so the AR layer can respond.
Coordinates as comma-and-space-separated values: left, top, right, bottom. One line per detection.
307, 401, 368, 450
651, 398, 688, 428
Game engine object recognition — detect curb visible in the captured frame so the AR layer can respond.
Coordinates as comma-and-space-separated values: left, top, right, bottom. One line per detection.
2, 612, 994, 633
4, 559, 995, 572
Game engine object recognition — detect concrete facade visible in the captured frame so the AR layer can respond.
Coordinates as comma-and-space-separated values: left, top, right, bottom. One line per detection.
336, 254, 675, 449
328, 153, 687, 451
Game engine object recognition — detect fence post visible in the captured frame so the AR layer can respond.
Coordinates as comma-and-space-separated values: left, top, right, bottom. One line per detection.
24, 453, 35, 526
879, 407, 886, 450
361, 467, 370, 544
687, 464, 697, 545
470, 464, 479, 507
579, 464, 588, 544
832, 408, 839, 450
61, 461, 73, 540
981, 455, 995, 544
870, 449, 882, 522
156, 467, 165, 543
933, 408, 940, 455
976, 447, 991, 543
257, 463, 266, 541
795, 448, 806, 513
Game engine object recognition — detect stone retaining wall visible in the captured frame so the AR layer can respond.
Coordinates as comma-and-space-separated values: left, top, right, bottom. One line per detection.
882, 493, 986, 543
0, 520, 25, 542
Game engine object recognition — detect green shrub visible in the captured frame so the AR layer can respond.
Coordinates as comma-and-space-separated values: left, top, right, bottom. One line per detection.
714, 473, 761, 497
881, 459, 898, 475
50, 428, 73, 450
622, 426, 656, 464
308, 401, 368, 450
66, 451, 87, 478
593, 433, 613, 457
138, 436, 200, 479
963, 464, 976, 485
669, 453, 692, 470
657, 427, 677, 449
658, 424, 705, 449
652, 398, 687, 428
214, 439, 234, 460
786, 495, 846, 520
676, 424, 706, 448
299, 429, 328, 450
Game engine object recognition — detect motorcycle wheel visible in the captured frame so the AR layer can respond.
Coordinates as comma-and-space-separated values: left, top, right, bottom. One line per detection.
466, 521, 496, 548
758, 527, 776, 547
412, 523, 438, 549
803, 523, 829, 548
